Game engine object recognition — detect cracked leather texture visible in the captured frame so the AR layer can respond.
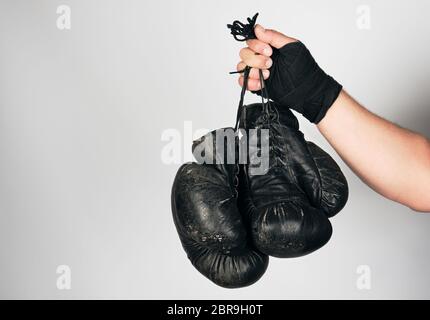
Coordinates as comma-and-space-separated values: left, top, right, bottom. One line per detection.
171, 128, 269, 288
238, 103, 348, 258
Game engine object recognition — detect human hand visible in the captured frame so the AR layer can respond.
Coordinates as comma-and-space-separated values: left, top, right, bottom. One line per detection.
236, 24, 342, 124
236, 24, 297, 91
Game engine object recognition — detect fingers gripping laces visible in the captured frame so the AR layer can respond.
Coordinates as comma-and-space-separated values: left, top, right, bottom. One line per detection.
227, 13, 278, 129
227, 14, 259, 198
227, 13, 281, 196
230, 68, 277, 127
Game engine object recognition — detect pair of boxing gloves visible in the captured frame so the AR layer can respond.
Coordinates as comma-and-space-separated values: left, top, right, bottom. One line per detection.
171, 41, 349, 288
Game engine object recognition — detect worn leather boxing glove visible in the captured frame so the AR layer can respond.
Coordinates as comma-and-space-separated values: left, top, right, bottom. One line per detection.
254, 41, 342, 124
238, 103, 348, 258
171, 128, 269, 288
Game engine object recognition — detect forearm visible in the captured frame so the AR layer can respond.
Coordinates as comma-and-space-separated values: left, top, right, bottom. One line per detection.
235, 24, 430, 211
317, 90, 430, 212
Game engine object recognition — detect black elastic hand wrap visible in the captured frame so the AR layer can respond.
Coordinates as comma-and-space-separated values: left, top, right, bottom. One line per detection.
255, 41, 342, 124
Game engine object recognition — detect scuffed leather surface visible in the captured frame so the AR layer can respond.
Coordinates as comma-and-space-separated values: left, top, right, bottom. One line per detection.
306, 141, 349, 217
253, 41, 342, 123
238, 103, 348, 258
171, 129, 269, 288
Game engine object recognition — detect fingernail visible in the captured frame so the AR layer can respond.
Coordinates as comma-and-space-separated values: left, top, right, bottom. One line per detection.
257, 24, 265, 32
263, 47, 271, 56
263, 70, 270, 78
265, 59, 273, 68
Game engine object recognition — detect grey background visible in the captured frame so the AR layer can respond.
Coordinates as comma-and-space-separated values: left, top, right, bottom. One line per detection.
0, 0, 429, 299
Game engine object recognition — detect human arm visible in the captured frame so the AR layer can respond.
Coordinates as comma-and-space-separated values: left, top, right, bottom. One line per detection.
318, 90, 430, 212
236, 24, 430, 212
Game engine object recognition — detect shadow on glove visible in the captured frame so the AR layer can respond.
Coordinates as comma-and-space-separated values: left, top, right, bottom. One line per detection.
171, 128, 269, 288
238, 103, 349, 258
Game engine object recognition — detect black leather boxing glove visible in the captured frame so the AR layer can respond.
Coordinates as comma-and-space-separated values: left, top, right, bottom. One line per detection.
255, 41, 342, 124
171, 128, 269, 288
238, 103, 348, 258
304, 140, 350, 217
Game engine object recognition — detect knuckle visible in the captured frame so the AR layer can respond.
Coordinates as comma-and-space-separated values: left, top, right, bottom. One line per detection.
250, 80, 261, 90
238, 76, 243, 86
255, 42, 265, 52
250, 40, 261, 51
246, 39, 255, 47
239, 47, 249, 57
249, 69, 258, 79
257, 56, 268, 68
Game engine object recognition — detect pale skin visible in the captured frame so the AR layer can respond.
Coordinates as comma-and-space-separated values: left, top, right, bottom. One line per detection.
237, 24, 430, 212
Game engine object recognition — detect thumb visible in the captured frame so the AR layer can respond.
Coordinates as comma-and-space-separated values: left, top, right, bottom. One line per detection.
254, 24, 297, 49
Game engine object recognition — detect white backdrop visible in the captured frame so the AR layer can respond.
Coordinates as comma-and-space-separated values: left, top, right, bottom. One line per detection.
0, 0, 429, 299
